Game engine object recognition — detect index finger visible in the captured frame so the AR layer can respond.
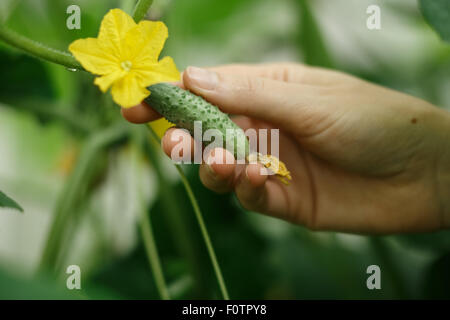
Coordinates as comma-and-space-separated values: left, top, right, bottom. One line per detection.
207, 63, 343, 86
121, 80, 184, 123
121, 101, 162, 123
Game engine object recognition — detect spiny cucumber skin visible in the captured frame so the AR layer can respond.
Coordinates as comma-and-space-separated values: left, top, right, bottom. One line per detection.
146, 83, 249, 158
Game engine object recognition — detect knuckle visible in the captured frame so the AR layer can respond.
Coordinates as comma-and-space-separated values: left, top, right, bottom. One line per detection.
299, 210, 321, 231
238, 196, 257, 211
236, 187, 266, 212
244, 76, 265, 93
199, 166, 230, 194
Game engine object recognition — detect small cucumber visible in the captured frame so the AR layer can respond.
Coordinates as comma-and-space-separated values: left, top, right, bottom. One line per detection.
146, 83, 249, 158
145, 83, 291, 184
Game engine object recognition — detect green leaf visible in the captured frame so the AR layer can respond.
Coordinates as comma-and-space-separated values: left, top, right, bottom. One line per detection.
296, 0, 334, 68
419, 0, 450, 43
0, 190, 23, 212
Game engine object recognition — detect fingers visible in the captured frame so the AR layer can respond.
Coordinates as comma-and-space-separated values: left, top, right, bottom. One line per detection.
207, 63, 338, 85
199, 148, 236, 194
161, 127, 195, 162
121, 81, 184, 123
161, 128, 238, 193
161, 127, 237, 193
122, 64, 331, 127
182, 66, 322, 130
234, 163, 269, 211
121, 101, 162, 123
161, 127, 287, 216
199, 153, 270, 212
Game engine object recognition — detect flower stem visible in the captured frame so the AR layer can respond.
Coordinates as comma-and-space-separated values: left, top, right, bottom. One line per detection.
0, 26, 83, 70
146, 126, 230, 300
133, 128, 170, 300
174, 165, 230, 300
142, 132, 210, 296
140, 207, 170, 300
132, 0, 154, 22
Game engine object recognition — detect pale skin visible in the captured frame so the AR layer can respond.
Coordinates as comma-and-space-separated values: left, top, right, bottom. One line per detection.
122, 63, 450, 234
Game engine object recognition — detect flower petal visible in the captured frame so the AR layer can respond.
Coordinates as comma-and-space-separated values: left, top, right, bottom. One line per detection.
134, 56, 180, 87
69, 38, 118, 75
98, 8, 137, 58
94, 69, 126, 92
133, 21, 169, 64
122, 25, 145, 61
111, 74, 150, 108
148, 118, 174, 139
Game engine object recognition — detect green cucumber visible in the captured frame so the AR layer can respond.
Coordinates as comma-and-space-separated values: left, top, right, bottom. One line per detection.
145, 83, 249, 159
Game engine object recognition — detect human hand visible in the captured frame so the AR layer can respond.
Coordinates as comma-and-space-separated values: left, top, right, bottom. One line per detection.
122, 63, 450, 234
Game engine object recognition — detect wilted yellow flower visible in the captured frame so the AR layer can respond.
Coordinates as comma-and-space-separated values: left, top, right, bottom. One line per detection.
248, 153, 292, 185
69, 8, 179, 107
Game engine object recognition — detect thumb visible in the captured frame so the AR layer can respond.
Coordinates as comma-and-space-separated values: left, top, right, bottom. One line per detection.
182, 66, 318, 128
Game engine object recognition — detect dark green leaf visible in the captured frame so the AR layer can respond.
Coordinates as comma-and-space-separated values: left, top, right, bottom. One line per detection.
422, 251, 450, 298
419, 0, 450, 43
296, 0, 334, 68
0, 49, 54, 101
0, 190, 23, 212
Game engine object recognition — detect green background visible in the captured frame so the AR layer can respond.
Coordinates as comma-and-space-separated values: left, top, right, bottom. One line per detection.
0, 0, 449, 299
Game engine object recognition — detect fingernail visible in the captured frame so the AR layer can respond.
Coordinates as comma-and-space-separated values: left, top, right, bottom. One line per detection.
244, 164, 267, 188
243, 165, 252, 185
186, 66, 218, 91
245, 165, 250, 180
205, 154, 218, 178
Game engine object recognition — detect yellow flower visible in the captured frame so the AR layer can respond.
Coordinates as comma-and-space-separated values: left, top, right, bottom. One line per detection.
69, 9, 180, 108
148, 118, 174, 139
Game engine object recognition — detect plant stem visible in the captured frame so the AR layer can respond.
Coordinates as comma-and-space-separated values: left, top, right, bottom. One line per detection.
0, 26, 83, 70
174, 165, 230, 300
140, 207, 170, 300
38, 123, 129, 273
142, 133, 210, 297
133, 127, 170, 300
132, 0, 154, 22
146, 126, 230, 300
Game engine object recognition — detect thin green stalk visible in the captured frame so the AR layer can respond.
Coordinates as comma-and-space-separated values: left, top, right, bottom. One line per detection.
146, 126, 230, 300
133, 128, 170, 300
140, 207, 170, 300
0, 26, 83, 70
174, 165, 230, 300
39, 123, 129, 273
132, 0, 154, 22
143, 133, 210, 297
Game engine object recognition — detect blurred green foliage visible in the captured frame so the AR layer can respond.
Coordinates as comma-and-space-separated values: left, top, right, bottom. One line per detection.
0, 190, 23, 212
420, 0, 450, 42
0, 0, 449, 300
